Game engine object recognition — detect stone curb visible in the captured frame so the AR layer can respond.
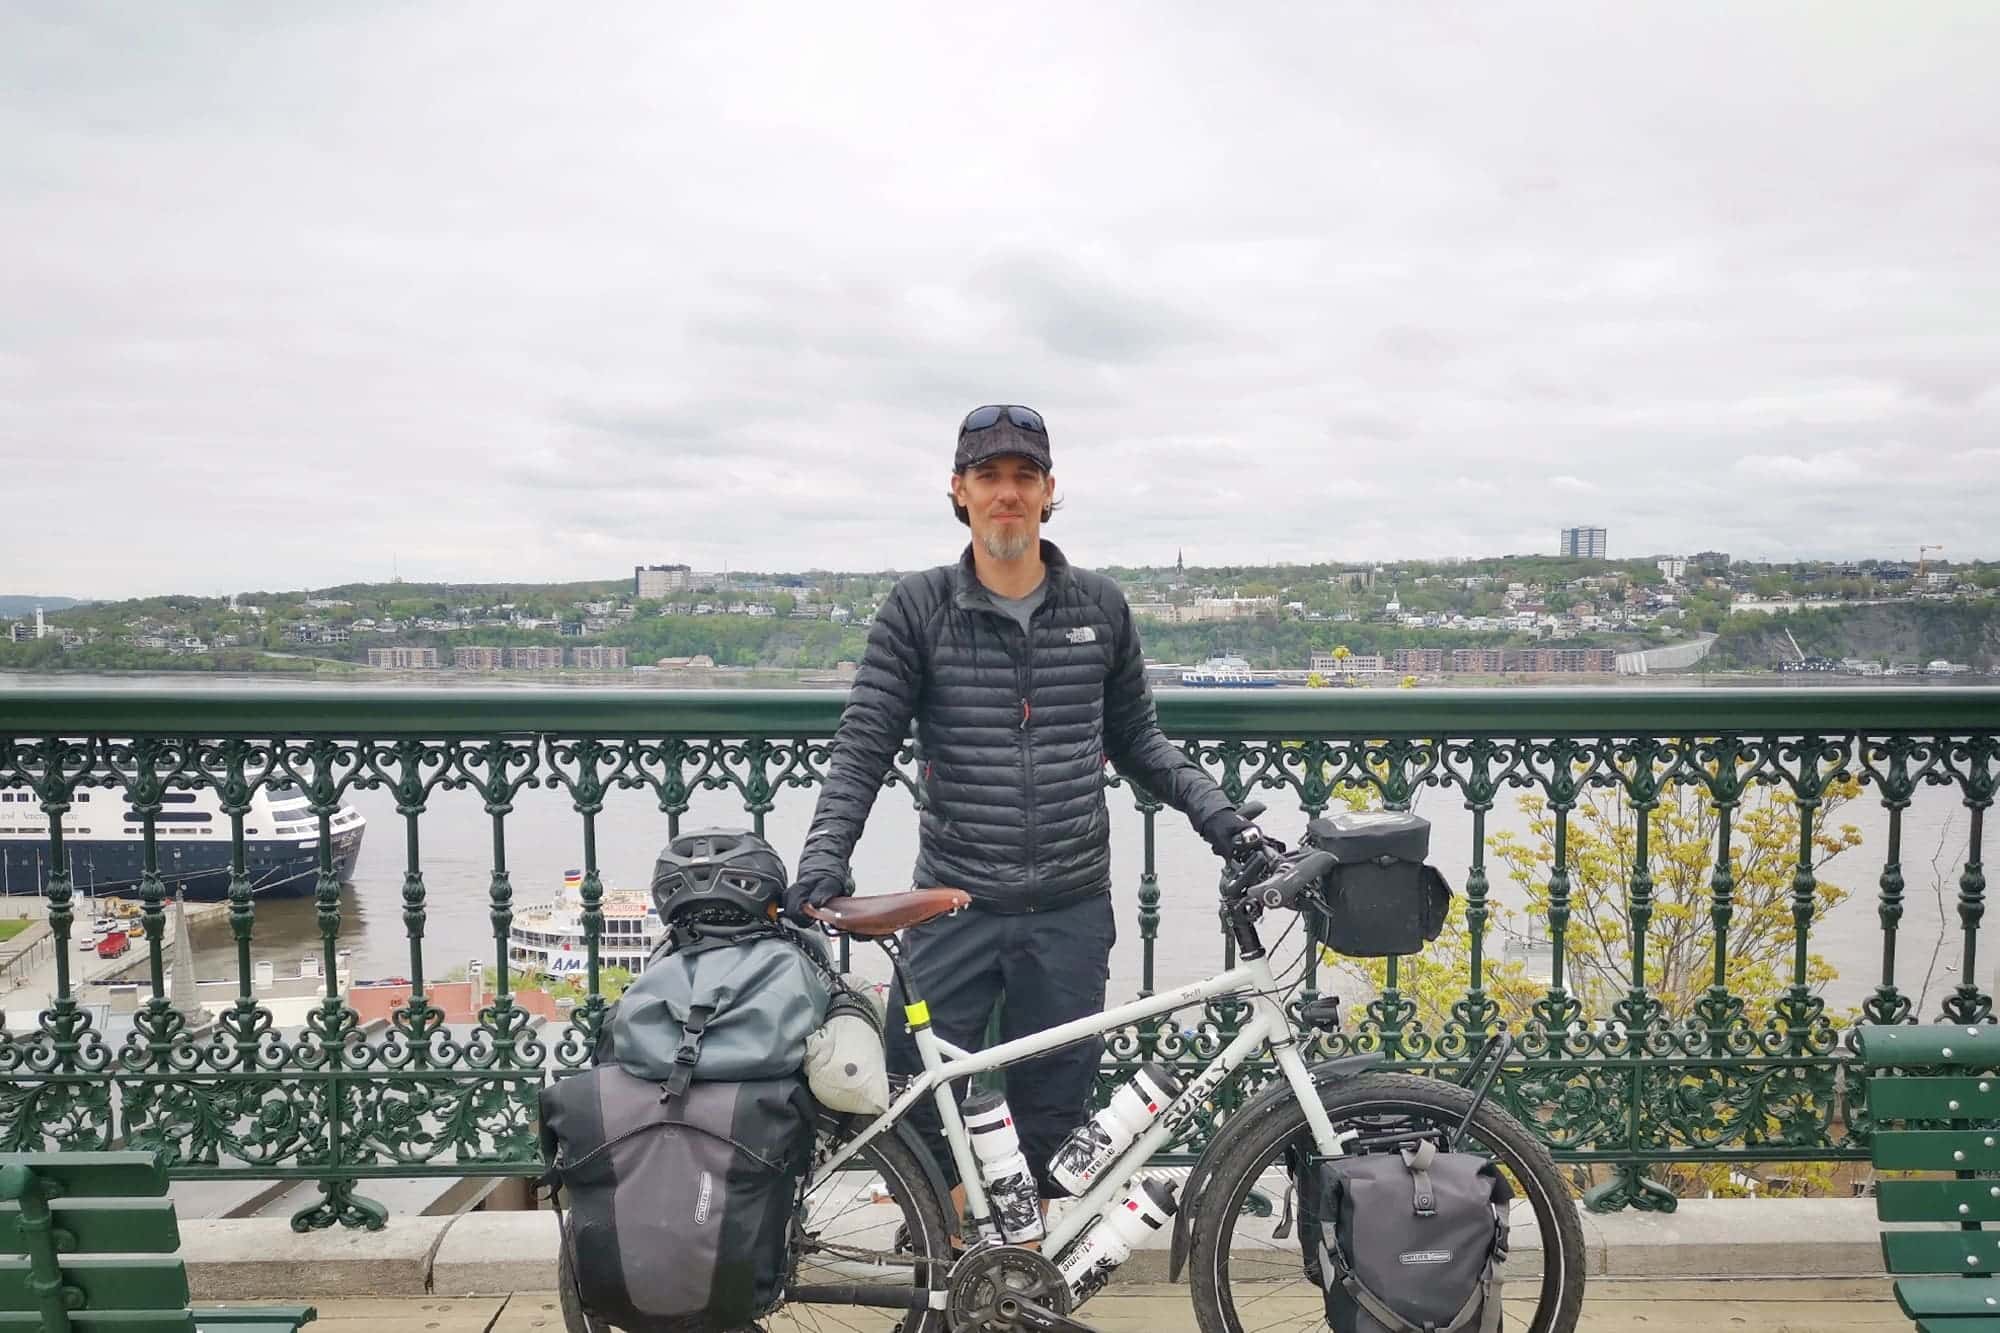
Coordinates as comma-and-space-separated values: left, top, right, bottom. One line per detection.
432, 1211, 561, 1297
182, 1216, 454, 1300
185, 1197, 1930, 1300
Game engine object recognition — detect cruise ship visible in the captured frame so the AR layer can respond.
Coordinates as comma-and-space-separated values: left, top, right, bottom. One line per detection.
507, 872, 666, 979
0, 782, 365, 901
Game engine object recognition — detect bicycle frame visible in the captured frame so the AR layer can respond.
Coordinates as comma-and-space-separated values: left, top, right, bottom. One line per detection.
816, 950, 1343, 1255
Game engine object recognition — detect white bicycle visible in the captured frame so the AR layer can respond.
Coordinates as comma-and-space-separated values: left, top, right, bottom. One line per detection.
561, 834, 1586, 1333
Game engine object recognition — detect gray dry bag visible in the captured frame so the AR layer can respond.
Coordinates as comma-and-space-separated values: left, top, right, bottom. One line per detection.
603, 924, 832, 1098
1297, 1140, 1512, 1333
540, 1065, 815, 1332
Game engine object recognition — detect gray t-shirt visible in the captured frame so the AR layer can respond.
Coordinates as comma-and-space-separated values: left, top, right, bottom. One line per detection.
989, 580, 1046, 636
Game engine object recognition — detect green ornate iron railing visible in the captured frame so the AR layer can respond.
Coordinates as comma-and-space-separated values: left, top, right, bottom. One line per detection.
0, 688, 1992, 1226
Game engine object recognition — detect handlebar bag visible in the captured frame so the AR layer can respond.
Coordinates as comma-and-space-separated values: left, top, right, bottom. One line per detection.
1303, 811, 1451, 958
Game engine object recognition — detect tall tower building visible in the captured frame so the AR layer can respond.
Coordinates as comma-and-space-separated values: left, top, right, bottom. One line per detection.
1560, 526, 1608, 560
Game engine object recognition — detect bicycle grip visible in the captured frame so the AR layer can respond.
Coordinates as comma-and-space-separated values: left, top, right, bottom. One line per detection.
1252, 849, 1336, 910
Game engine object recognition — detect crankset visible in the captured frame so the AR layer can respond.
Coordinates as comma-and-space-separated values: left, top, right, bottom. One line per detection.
946, 1245, 1096, 1333
988, 1293, 1099, 1333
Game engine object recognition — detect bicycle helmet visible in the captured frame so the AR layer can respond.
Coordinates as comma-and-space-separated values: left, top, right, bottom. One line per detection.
649, 827, 789, 931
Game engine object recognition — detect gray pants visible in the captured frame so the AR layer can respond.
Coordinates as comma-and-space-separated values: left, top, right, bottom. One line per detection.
884, 893, 1115, 1198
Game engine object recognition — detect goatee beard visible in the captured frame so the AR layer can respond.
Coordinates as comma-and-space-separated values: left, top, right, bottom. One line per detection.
980, 527, 1034, 561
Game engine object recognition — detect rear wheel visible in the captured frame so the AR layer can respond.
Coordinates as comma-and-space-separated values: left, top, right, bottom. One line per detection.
557, 1238, 610, 1332
771, 1118, 953, 1333
1189, 1071, 1584, 1333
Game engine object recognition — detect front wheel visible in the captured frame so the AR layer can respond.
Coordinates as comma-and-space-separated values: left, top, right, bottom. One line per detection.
1189, 1071, 1584, 1333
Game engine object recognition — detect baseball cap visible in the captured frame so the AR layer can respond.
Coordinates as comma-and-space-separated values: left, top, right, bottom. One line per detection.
954, 404, 1052, 472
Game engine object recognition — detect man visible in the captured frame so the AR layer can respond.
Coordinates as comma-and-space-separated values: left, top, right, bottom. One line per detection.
787, 403, 1261, 1209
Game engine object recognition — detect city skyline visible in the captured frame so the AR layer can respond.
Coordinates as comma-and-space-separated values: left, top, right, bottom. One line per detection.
4, 6, 1997, 597
6, 538, 1989, 611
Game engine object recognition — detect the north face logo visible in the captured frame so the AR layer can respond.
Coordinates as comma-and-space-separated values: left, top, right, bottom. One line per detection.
1066, 626, 1097, 644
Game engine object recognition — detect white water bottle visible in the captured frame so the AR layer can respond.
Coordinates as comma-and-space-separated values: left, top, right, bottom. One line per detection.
1055, 1177, 1177, 1304
1048, 1063, 1183, 1196
963, 1088, 1046, 1244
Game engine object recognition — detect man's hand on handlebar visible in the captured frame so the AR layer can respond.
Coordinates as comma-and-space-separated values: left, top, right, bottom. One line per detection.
1217, 800, 1285, 872
1227, 824, 1287, 882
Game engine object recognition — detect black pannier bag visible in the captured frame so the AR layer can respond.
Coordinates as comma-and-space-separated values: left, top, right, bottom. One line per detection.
1294, 1140, 1513, 1333
540, 1065, 815, 1332
1302, 811, 1451, 957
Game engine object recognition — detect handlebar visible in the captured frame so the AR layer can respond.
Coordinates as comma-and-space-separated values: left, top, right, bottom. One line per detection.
1246, 849, 1336, 910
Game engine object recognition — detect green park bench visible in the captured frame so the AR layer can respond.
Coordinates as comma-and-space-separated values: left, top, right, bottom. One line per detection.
1858, 1024, 2000, 1332
0, 1150, 315, 1333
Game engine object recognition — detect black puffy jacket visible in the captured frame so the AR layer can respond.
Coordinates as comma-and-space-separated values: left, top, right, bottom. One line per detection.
796, 541, 1243, 913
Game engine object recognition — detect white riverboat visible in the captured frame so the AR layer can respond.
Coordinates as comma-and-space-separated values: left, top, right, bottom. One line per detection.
507, 871, 665, 979
1180, 654, 1281, 688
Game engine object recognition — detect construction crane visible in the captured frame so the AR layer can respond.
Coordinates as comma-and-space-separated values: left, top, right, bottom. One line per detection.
1919, 544, 1944, 578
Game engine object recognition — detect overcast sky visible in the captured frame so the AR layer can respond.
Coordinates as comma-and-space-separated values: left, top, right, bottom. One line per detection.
3, 4, 1997, 599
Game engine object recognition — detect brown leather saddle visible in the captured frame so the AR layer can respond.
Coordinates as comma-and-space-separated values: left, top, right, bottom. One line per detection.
804, 888, 971, 937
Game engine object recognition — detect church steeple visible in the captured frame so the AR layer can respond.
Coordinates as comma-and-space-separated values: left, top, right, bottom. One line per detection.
1176, 548, 1184, 575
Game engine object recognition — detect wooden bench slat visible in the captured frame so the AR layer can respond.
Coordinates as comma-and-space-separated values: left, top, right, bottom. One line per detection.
1887, 1230, 2000, 1274
0, 1199, 182, 1255
0, 1253, 190, 1310
0, 1152, 312, 1332
1897, 1275, 2000, 1316
1881, 1181, 2000, 1223
190, 1310, 316, 1328
0, 1313, 195, 1331
1858, 1025, 2000, 1070
0, 1153, 169, 1200
1874, 1130, 2000, 1172
1871, 1076, 2000, 1121
1, 1321, 311, 1333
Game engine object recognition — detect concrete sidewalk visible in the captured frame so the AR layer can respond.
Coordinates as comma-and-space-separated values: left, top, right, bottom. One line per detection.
213, 1279, 1907, 1332
177, 1196, 1943, 1300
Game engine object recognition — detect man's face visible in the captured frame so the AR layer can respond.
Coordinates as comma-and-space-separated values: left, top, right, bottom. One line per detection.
951, 455, 1053, 562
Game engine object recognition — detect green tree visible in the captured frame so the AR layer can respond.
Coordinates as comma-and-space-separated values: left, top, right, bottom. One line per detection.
1327, 772, 1863, 1199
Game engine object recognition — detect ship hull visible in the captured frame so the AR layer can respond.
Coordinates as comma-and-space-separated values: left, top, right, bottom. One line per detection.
0, 829, 364, 901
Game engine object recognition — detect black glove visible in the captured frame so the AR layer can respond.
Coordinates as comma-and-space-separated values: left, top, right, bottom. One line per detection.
1200, 808, 1257, 858
782, 874, 849, 926
1228, 823, 1275, 863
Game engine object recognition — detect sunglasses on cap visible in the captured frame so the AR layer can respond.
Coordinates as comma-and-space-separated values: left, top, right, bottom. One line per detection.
959, 404, 1047, 435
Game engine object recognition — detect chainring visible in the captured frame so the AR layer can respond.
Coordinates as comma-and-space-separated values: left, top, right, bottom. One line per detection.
946, 1244, 1072, 1331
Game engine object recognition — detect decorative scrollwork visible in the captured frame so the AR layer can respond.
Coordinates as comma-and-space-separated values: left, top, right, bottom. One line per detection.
0, 699, 1991, 1220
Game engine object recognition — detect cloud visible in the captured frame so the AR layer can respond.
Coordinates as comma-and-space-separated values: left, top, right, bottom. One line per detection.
1, 3, 1998, 595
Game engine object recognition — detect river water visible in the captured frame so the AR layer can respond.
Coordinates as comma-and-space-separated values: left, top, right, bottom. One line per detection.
2, 672, 1989, 1020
